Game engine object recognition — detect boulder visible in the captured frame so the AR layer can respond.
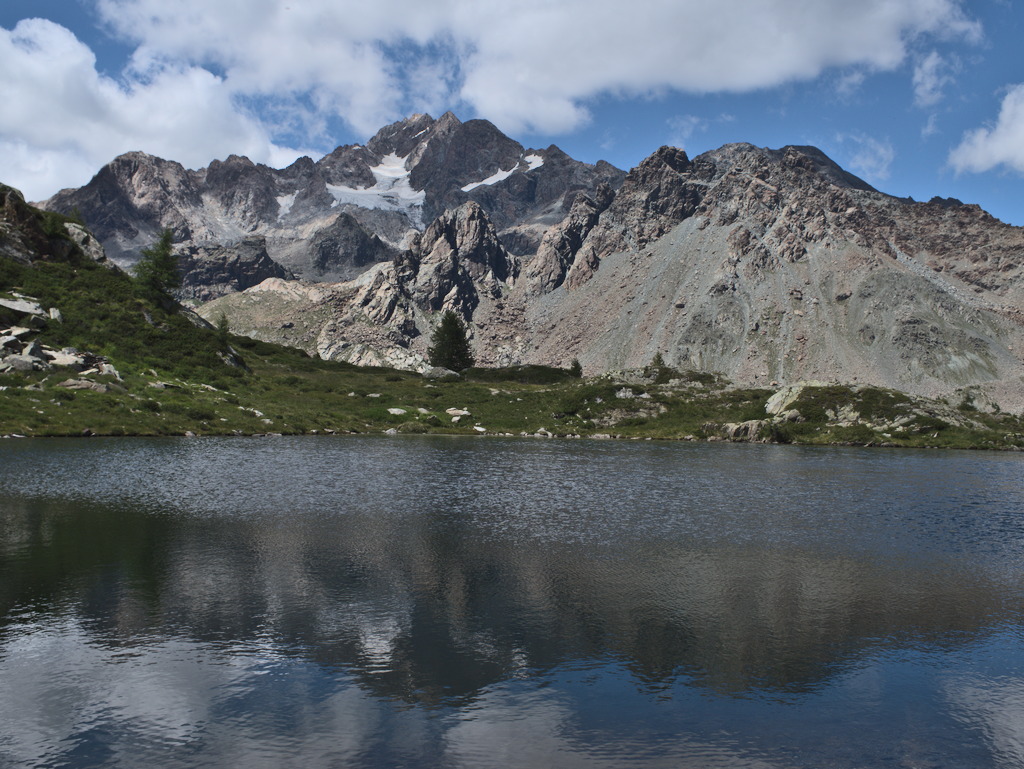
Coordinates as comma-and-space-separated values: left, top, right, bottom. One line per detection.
2, 355, 44, 372
64, 223, 112, 267
44, 348, 87, 369
765, 382, 829, 416
56, 378, 110, 393
0, 296, 44, 317
424, 366, 459, 380
724, 420, 770, 440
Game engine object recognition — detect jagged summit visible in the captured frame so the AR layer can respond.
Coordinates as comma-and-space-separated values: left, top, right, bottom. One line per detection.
44, 113, 624, 277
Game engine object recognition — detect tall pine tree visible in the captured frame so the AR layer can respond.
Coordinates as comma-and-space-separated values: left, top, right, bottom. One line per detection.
427, 310, 474, 371
133, 228, 180, 302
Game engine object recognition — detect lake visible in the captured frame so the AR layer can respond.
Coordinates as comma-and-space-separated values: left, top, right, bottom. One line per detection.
1, 436, 1023, 768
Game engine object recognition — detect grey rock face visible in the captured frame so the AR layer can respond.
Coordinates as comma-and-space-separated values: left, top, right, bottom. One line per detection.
405, 201, 519, 317
63, 223, 112, 266
46, 152, 206, 262
524, 185, 613, 294
2, 184, 82, 265
308, 213, 398, 281
176, 237, 294, 302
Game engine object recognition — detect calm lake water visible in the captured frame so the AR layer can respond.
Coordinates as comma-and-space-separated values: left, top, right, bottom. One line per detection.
1, 436, 1023, 768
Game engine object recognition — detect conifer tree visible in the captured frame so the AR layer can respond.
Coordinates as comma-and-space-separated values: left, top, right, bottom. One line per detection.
133, 228, 180, 300
427, 310, 474, 371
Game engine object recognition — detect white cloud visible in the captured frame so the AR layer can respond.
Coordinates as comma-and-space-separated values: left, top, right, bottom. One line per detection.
93, 0, 981, 138
0, 0, 983, 197
949, 84, 1024, 174
835, 133, 896, 181
913, 50, 956, 107
0, 18, 308, 200
667, 115, 707, 148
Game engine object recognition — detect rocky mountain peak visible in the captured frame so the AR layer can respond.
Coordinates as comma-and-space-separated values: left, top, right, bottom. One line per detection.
366, 112, 438, 159
42, 113, 623, 288
405, 201, 517, 317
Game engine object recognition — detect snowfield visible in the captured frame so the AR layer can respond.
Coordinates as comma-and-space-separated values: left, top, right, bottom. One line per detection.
326, 153, 426, 224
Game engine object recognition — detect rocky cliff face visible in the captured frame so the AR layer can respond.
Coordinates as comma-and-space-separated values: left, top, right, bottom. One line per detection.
43, 113, 624, 296
176, 237, 294, 303
197, 140, 1024, 409
199, 201, 521, 369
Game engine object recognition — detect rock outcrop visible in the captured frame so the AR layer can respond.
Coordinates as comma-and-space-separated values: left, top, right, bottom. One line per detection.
176, 237, 294, 302
403, 202, 518, 317
1, 185, 85, 265
198, 202, 520, 370
0, 290, 116, 376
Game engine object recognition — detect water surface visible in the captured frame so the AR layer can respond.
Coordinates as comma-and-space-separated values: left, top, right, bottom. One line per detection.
1, 437, 1023, 768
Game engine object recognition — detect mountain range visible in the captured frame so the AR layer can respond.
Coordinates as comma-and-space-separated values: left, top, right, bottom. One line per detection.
42, 113, 1024, 409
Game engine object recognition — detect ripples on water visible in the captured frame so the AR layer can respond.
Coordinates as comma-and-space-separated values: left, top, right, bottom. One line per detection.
1, 436, 1024, 768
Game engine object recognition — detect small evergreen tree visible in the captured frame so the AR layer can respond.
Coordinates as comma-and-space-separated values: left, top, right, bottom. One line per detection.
568, 358, 583, 378
133, 228, 180, 301
427, 310, 474, 371
216, 312, 230, 349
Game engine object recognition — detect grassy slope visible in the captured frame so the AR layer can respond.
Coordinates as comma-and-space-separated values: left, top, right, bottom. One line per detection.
2, 205, 1023, 449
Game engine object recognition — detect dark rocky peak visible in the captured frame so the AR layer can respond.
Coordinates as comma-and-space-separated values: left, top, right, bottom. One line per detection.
409, 117, 525, 201
594, 159, 622, 176
695, 143, 876, 193
281, 155, 317, 178
778, 145, 876, 192
366, 112, 438, 159
921, 195, 995, 222
204, 154, 257, 180
414, 202, 513, 279
315, 143, 378, 188
530, 144, 626, 209
309, 212, 398, 280
176, 236, 294, 302
603, 145, 703, 238
201, 155, 278, 227
44, 151, 204, 246
103, 151, 203, 205
561, 147, 707, 289
276, 155, 332, 216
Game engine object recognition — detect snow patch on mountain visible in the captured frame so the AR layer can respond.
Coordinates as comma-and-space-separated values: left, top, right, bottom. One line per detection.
326, 152, 425, 225
461, 153, 545, 193
461, 165, 519, 193
276, 192, 297, 218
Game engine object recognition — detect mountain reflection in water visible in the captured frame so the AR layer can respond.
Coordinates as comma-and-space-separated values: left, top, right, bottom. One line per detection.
1, 437, 1023, 768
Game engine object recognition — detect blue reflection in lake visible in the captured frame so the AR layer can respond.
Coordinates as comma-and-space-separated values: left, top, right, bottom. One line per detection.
1, 437, 1023, 767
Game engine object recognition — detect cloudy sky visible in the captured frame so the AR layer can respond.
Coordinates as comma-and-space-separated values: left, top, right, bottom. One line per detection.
2, 0, 1024, 224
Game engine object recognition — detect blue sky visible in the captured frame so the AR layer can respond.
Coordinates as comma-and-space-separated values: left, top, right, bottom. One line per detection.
2, 0, 1024, 225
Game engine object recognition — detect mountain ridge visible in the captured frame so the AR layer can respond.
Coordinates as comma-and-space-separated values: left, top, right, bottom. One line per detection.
39, 116, 1024, 409
44, 112, 625, 279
